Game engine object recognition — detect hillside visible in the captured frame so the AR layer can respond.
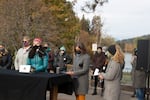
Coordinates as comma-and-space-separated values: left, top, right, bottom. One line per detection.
121, 34, 150, 43
117, 34, 150, 52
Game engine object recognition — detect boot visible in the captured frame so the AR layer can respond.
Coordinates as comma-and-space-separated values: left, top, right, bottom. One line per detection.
131, 89, 136, 97
92, 89, 97, 95
101, 88, 104, 96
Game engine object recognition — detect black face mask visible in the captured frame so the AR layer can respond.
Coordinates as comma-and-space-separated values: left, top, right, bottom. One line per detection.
76, 50, 81, 54
0, 48, 5, 53
33, 45, 40, 49
43, 47, 48, 50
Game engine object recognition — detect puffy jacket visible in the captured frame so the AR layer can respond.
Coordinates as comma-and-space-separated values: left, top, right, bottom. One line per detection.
27, 54, 48, 72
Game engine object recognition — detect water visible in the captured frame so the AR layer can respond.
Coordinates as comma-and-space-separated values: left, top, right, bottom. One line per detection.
123, 53, 132, 72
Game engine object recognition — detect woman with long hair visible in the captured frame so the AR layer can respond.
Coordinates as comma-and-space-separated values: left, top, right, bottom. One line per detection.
99, 44, 124, 100
66, 42, 90, 100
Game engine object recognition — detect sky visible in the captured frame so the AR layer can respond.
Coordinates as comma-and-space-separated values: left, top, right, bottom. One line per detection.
67, 0, 150, 40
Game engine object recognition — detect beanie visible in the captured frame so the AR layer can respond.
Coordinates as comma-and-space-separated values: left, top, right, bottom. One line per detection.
33, 38, 42, 43
60, 46, 66, 51
107, 45, 116, 55
97, 46, 102, 50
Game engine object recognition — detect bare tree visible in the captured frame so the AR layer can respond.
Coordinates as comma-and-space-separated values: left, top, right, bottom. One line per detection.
90, 16, 102, 46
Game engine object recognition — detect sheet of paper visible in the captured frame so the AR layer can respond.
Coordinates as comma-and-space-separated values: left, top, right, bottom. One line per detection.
19, 65, 31, 73
93, 68, 99, 76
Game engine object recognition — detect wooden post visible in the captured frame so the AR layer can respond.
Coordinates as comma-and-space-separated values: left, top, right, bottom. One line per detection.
50, 85, 58, 100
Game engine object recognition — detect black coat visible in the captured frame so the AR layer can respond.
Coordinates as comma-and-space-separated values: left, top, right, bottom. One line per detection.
53, 53, 72, 71
0, 53, 12, 69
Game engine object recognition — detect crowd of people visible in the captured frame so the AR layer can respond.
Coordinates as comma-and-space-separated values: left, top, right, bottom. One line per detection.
0, 35, 147, 100
13, 36, 72, 73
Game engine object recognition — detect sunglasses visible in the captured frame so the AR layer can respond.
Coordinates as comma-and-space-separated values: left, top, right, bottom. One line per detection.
22, 41, 28, 43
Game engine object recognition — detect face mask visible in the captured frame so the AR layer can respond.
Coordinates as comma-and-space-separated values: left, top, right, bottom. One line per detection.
33, 45, 40, 49
97, 49, 102, 54
105, 51, 112, 59
23, 41, 29, 47
0, 48, 5, 53
76, 50, 81, 54
60, 50, 65, 56
44, 47, 48, 50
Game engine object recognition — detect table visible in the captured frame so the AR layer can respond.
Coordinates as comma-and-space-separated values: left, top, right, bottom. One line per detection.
0, 69, 73, 100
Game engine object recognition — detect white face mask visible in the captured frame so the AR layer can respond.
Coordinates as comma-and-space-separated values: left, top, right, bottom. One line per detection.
97, 49, 102, 53
60, 50, 65, 55
105, 51, 112, 59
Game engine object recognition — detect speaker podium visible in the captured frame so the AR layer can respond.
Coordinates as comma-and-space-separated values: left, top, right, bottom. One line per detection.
136, 40, 150, 71
136, 39, 150, 100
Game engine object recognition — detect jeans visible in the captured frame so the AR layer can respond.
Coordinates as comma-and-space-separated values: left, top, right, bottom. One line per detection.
136, 88, 145, 100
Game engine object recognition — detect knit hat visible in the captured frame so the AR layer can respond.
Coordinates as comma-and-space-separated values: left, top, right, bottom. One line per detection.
33, 38, 42, 43
107, 45, 116, 55
60, 46, 66, 51
97, 46, 102, 50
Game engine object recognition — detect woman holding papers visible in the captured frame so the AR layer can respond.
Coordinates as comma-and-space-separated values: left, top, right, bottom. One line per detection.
66, 42, 90, 100
99, 44, 124, 100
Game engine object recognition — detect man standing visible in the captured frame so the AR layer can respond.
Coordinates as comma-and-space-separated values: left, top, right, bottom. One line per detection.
14, 36, 31, 70
92, 46, 106, 95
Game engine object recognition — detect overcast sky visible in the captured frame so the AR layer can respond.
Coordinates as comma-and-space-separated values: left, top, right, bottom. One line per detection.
68, 0, 150, 40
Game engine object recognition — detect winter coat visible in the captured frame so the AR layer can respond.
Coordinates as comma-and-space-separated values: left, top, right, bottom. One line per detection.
45, 48, 54, 70
101, 59, 122, 100
47, 51, 54, 70
27, 53, 48, 72
0, 53, 12, 69
72, 53, 90, 95
92, 52, 106, 71
14, 47, 30, 70
53, 53, 72, 72
131, 55, 146, 89
134, 70, 146, 88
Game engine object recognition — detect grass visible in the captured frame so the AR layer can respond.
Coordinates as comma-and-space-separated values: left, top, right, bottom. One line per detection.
67, 65, 133, 86
121, 72, 132, 85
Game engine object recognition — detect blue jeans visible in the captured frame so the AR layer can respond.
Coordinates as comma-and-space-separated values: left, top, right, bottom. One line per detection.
136, 88, 145, 100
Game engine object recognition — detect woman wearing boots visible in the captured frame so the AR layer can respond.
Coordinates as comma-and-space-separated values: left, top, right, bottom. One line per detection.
91, 46, 106, 95
66, 42, 90, 100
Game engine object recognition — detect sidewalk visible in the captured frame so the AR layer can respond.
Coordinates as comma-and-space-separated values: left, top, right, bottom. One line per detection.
46, 87, 137, 100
